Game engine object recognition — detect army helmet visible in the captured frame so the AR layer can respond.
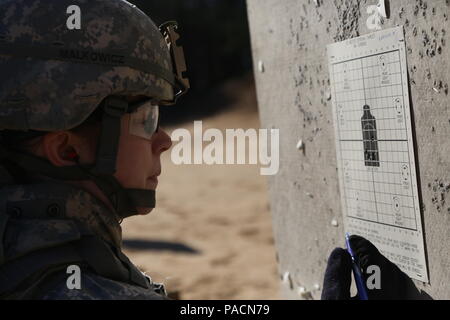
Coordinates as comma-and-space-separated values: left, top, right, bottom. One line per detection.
0, 0, 189, 218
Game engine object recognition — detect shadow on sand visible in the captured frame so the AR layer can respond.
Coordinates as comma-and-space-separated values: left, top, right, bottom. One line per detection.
122, 238, 200, 254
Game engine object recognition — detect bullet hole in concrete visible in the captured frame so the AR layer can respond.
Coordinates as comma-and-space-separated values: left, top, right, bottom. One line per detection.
333, 0, 362, 41
422, 30, 430, 46
326, 21, 332, 33
288, 274, 293, 290
428, 179, 450, 213
420, 0, 428, 11
433, 80, 443, 90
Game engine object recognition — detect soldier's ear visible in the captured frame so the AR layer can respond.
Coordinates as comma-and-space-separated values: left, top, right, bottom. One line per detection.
42, 131, 79, 166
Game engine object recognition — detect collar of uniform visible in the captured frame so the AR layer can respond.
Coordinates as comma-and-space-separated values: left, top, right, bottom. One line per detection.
0, 180, 122, 248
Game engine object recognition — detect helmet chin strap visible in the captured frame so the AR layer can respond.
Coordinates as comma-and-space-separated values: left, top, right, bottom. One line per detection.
84, 173, 156, 219
0, 143, 155, 220
87, 96, 156, 219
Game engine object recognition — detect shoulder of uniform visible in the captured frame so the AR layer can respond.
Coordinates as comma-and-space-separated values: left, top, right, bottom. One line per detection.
33, 267, 168, 300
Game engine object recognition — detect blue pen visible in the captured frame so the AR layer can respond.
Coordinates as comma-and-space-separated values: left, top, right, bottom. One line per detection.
345, 233, 369, 300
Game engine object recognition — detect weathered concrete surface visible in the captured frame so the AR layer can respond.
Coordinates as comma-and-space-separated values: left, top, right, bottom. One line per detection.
246, 0, 449, 299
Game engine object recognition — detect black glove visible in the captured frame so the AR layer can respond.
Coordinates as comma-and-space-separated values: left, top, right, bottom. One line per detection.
321, 247, 353, 300
321, 235, 423, 300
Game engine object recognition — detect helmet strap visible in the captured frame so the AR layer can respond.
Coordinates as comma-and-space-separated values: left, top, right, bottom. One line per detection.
93, 97, 127, 175
88, 96, 157, 218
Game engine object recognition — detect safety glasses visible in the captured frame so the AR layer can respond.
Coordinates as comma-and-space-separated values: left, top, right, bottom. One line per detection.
128, 100, 160, 141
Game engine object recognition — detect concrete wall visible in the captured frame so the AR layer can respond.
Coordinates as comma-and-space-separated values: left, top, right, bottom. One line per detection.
246, 0, 449, 299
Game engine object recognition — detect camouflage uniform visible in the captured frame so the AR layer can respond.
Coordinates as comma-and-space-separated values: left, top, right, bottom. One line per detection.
0, 180, 168, 299
0, 0, 188, 299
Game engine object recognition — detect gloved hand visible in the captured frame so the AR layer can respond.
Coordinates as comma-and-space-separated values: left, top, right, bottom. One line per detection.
321, 235, 419, 300
320, 247, 353, 300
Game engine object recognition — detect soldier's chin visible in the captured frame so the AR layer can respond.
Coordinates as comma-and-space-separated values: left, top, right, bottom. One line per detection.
136, 207, 154, 215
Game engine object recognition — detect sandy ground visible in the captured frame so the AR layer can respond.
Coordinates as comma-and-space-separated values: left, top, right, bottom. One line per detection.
121, 77, 280, 299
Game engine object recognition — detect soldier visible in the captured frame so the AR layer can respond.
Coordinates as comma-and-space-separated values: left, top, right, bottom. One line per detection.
0, 0, 189, 299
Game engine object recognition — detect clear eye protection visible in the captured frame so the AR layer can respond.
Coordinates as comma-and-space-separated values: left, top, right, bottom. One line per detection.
128, 100, 160, 141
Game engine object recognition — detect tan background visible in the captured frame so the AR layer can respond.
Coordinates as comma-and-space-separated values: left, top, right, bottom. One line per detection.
122, 77, 280, 299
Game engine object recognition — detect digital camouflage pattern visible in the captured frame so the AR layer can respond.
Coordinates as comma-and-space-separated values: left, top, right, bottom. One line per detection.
0, 0, 175, 299
0, 180, 168, 300
0, 0, 174, 131
39, 271, 167, 300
